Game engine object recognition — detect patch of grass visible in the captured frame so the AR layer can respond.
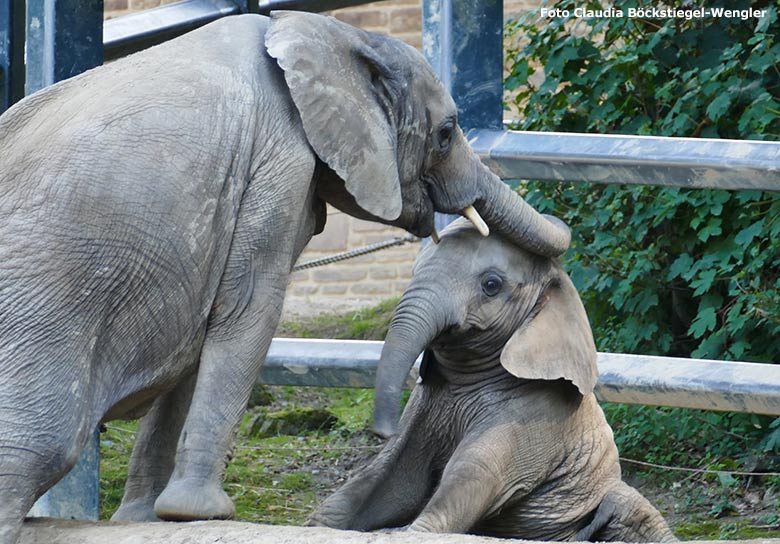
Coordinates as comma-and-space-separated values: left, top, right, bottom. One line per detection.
246, 407, 338, 438
99, 421, 136, 519
328, 388, 375, 433
606, 403, 780, 540
277, 297, 398, 341
674, 519, 780, 540
100, 386, 385, 524
226, 412, 381, 525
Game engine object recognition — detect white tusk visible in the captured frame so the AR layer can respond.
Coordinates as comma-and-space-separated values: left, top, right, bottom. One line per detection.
430, 229, 440, 244
462, 205, 489, 237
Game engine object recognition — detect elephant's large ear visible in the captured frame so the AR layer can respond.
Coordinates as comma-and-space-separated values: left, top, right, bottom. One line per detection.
266, 11, 403, 221
500, 272, 598, 396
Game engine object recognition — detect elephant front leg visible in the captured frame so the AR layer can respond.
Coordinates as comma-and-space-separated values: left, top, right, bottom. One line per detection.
111, 371, 198, 522
310, 387, 439, 531
153, 262, 289, 520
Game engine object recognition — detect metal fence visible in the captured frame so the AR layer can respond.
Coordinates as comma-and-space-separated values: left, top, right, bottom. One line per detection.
2, 0, 779, 523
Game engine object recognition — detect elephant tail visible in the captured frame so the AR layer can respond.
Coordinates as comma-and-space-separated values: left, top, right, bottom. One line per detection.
575, 481, 677, 543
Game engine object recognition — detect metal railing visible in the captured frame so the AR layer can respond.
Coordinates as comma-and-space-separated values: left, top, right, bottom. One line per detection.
262, 339, 780, 416
4, 0, 779, 523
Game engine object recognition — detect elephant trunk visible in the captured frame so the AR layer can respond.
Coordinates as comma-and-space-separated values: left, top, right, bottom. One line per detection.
372, 281, 455, 438
429, 134, 570, 257
474, 164, 571, 258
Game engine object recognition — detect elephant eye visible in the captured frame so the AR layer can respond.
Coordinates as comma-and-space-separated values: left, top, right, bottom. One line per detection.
437, 123, 454, 151
481, 273, 503, 297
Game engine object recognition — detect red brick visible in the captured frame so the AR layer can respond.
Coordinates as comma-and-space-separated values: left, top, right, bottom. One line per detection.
128, 0, 162, 10
389, 7, 422, 33
369, 268, 398, 280
333, 9, 388, 29
350, 283, 392, 295
312, 268, 367, 282
104, 0, 128, 11
395, 32, 422, 50
321, 285, 349, 295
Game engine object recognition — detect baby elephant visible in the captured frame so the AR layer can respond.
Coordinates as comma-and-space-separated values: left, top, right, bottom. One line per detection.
311, 219, 676, 542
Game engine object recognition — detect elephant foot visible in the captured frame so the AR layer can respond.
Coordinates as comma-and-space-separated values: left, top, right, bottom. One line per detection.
153, 478, 235, 521
111, 498, 161, 522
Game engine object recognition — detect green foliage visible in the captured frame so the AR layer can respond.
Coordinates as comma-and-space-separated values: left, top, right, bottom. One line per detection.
505, 2, 780, 365
603, 404, 778, 467
603, 404, 780, 539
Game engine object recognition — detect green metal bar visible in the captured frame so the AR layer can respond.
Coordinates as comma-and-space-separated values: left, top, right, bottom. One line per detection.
25, 0, 104, 95
0, 0, 25, 112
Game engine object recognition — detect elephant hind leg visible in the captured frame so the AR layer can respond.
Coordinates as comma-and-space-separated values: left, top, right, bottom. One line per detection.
575, 481, 677, 543
111, 371, 198, 522
309, 388, 439, 531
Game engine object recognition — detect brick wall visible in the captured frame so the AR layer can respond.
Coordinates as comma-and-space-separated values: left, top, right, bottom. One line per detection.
329, 1, 422, 48
288, 211, 420, 313
104, 0, 178, 19
103, 0, 537, 315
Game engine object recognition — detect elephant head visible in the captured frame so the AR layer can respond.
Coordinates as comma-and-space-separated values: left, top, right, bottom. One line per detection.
265, 11, 570, 254
373, 218, 597, 438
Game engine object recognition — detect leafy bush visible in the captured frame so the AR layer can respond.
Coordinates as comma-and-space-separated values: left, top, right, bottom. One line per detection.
504, 1, 780, 459
505, 1, 780, 362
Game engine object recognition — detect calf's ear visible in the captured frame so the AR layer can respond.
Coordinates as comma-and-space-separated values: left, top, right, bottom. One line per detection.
266, 11, 403, 221
499, 272, 598, 396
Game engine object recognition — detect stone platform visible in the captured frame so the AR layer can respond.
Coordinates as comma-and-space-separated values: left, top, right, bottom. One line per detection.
19, 519, 780, 544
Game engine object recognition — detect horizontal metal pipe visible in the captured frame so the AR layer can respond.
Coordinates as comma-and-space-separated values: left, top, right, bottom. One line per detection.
596, 353, 780, 415
256, 0, 381, 12
262, 338, 421, 389
468, 128, 780, 193
103, 0, 377, 60
104, 0, 240, 60
261, 338, 780, 416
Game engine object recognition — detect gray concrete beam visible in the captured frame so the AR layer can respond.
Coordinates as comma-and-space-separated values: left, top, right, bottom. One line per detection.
262, 339, 780, 416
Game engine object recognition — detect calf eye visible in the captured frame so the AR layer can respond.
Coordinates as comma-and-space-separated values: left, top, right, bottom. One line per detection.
481, 273, 503, 297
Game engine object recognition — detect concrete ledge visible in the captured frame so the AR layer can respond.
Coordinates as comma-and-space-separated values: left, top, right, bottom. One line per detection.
16, 519, 509, 544
18, 519, 780, 544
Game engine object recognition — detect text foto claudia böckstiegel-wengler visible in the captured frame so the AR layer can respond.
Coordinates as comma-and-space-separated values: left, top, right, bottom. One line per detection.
540, 6, 768, 21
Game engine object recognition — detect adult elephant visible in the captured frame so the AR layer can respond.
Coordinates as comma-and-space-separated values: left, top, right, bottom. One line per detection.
0, 11, 569, 542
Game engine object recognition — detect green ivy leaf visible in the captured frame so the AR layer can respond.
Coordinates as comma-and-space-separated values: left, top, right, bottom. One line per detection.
735, 219, 766, 246
706, 93, 732, 122
668, 253, 693, 280
689, 306, 717, 339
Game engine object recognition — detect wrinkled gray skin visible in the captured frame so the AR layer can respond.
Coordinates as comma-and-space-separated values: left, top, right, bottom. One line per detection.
311, 220, 676, 542
0, 11, 571, 543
